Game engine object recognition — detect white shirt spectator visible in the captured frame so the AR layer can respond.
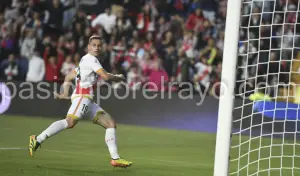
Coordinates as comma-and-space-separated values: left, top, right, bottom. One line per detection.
4, 63, 18, 81
26, 55, 45, 82
61, 61, 76, 76
238, 42, 257, 79
91, 12, 116, 34
21, 37, 36, 59
4, 7, 19, 21
127, 69, 142, 90
194, 62, 212, 88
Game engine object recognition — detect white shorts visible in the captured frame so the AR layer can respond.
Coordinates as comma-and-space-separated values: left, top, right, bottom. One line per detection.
67, 96, 104, 121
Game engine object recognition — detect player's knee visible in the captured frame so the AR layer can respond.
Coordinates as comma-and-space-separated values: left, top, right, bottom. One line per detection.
102, 113, 116, 128
66, 116, 77, 128
68, 123, 76, 128
92, 111, 116, 128
92, 111, 104, 124
106, 119, 116, 128
68, 121, 77, 128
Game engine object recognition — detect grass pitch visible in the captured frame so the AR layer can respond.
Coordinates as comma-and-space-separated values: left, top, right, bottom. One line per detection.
1, 115, 300, 176
0, 115, 213, 176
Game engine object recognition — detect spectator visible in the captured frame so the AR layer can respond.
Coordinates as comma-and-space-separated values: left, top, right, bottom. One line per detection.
196, 19, 214, 49
188, 0, 202, 14
44, 55, 60, 82
193, 61, 212, 90
43, 0, 74, 37
4, 3, 19, 22
139, 51, 153, 76
26, 50, 45, 82
24, 0, 38, 19
185, 8, 204, 31
209, 62, 222, 96
91, 7, 116, 42
24, 11, 43, 39
157, 31, 176, 56
1, 54, 20, 81
169, 14, 184, 39
127, 63, 143, 90
198, 38, 217, 65
72, 22, 83, 47
4, 0, 291, 97
137, 4, 156, 38
1, 33, 16, 59
200, 0, 216, 22
163, 45, 178, 80
155, 16, 170, 41
115, 9, 132, 39
43, 47, 64, 82
146, 59, 169, 91
72, 9, 89, 31
216, 31, 224, 53
60, 55, 75, 77
73, 52, 80, 66
20, 29, 36, 59
144, 32, 154, 51
127, 29, 139, 47
181, 30, 197, 58
99, 43, 111, 72
176, 48, 191, 83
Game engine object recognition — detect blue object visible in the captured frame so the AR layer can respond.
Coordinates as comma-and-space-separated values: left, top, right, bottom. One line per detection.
253, 101, 300, 120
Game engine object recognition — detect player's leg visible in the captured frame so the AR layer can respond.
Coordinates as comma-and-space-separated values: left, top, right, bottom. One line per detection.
28, 96, 90, 157
28, 115, 78, 156
89, 103, 132, 167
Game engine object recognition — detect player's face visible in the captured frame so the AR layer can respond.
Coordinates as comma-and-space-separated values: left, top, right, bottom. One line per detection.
88, 39, 102, 56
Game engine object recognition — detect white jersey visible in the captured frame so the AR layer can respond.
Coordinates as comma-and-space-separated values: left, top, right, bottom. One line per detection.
71, 53, 103, 99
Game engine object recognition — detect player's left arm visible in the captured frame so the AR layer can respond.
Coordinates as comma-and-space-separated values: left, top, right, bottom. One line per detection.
54, 69, 77, 99
95, 68, 125, 81
91, 57, 125, 81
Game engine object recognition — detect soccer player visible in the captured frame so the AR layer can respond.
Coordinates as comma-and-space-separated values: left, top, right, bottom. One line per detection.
28, 35, 133, 168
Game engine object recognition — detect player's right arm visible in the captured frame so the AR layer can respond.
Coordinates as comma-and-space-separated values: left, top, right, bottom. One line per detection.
54, 69, 77, 99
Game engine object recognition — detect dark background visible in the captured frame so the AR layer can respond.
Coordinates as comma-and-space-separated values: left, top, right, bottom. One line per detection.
1, 81, 299, 138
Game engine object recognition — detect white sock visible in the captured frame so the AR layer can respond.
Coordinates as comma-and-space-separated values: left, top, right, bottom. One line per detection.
105, 128, 120, 159
36, 119, 68, 144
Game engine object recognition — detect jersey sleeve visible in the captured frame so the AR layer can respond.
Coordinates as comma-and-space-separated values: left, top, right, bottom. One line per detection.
89, 56, 103, 72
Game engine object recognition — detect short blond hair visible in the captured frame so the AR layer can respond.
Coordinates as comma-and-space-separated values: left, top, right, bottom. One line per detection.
88, 35, 102, 44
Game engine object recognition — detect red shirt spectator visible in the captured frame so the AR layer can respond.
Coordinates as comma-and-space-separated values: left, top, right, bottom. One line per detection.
137, 5, 154, 34
146, 60, 169, 91
43, 47, 64, 82
185, 8, 205, 31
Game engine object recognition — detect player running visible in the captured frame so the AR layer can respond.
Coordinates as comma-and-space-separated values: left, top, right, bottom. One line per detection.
28, 35, 132, 168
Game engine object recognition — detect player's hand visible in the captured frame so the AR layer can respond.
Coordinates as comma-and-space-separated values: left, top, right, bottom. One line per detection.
116, 74, 125, 81
53, 92, 70, 100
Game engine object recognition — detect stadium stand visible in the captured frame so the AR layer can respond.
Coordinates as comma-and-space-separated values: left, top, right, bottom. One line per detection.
0, 0, 297, 97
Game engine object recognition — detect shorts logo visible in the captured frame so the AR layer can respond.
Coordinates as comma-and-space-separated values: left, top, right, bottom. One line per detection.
0, 83, 11, 115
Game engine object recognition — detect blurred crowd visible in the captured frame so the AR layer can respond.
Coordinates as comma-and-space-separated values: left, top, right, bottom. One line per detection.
0, 0, 225, 94
237, 0, 300, 97
1, 0, 298, 95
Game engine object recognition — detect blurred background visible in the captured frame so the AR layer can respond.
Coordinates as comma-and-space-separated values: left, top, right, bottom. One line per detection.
0, 0, 300, 99
0, 0, 298, 98
0, 0, 300, 129
1, 1, 300, 175
0, 0, 226, 95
